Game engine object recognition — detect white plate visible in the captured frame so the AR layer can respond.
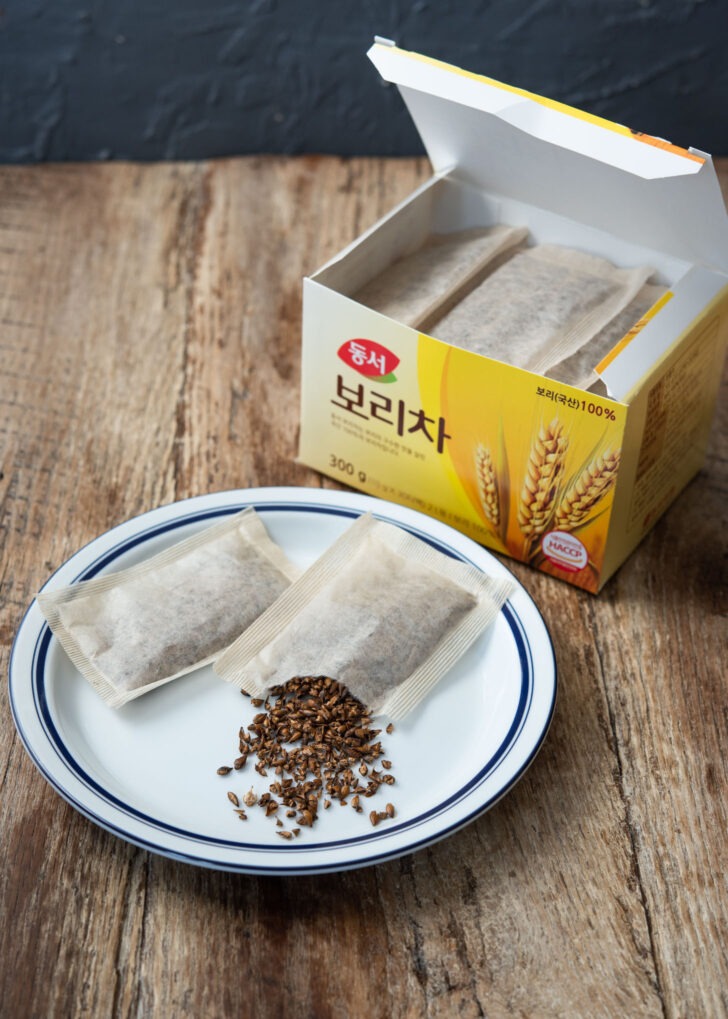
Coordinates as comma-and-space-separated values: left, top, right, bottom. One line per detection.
9, 487, 556, 875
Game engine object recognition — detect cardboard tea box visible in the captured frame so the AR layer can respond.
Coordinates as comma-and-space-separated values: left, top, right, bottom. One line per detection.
298, 39, 728, 592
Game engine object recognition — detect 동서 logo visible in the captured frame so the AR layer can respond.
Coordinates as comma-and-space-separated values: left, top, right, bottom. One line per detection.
541, 531, 588, 572
337, 338, 399, 383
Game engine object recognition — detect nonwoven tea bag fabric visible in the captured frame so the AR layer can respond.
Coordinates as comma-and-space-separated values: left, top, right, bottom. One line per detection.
354, 224, 528, 329
214, 514, 514, 721
546, 282, 668, 390
37, 507, 300, 708
431, 244, 652, 375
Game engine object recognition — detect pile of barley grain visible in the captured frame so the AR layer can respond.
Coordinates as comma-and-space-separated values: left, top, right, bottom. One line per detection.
217, 676, 395, 839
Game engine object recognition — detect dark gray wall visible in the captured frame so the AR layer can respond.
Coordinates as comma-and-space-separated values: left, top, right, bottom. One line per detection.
2, 0, 726, 163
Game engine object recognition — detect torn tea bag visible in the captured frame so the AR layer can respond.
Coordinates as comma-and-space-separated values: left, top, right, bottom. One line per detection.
431, 244, 652, 375
38, 507, 300, 708
546, 282, 668, 390
354, 224, 528, 329
214, 513, 514, 721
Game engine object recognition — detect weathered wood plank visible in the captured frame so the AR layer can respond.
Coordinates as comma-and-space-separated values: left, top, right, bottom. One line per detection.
0, 156, 725, 1019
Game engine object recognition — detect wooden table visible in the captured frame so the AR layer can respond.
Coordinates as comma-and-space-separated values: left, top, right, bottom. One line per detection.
0, 157, 726, 1019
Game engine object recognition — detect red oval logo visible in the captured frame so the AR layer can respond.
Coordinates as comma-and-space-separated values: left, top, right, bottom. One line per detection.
541, 531, 588, 572
337, 338, 399, 382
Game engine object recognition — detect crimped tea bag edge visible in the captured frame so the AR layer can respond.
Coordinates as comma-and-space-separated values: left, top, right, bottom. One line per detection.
214, 512, 516, 716
37, 506, 300, 708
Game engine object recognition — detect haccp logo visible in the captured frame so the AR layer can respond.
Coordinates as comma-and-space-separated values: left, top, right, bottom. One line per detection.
541, 531, 588, 572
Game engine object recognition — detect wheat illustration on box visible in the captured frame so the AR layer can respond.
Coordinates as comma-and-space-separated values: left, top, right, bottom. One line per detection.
473, 416, 621, 574
517, 418, 569, 558
552, 449, 621, 532
473, 418, 511, 553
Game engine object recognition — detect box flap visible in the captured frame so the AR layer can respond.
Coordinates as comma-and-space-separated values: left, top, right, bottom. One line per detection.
369, 41, 728, 274
597, 267, 728, 401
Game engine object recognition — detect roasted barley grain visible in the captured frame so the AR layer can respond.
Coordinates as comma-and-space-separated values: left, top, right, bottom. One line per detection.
219, 676, 395, 833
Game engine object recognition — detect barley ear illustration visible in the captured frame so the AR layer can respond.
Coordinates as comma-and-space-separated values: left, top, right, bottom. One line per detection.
517, 418, 568, 549
474, 444, 500, 527
553, 449, 621, 532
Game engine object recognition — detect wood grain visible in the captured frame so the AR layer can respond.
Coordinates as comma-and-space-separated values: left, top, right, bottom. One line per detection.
0, 157, 725, 1019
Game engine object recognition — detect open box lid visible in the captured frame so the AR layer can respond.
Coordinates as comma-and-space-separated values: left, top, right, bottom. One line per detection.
368, 40, 728, 275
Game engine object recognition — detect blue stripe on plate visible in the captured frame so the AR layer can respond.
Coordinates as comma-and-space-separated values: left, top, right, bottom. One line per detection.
11, 497, 554, 873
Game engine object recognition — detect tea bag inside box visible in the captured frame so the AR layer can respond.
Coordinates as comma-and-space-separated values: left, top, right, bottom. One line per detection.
546, 282, 667, 390
214, 514, 514, 721
354, 224, 528, 329
431, 244, 653, 375
38, 508, 300, 708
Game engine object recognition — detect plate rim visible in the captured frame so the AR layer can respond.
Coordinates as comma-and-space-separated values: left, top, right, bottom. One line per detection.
9, 486, 557, 875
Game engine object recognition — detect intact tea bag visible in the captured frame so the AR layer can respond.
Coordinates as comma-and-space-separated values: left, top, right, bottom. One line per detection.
431, 243, 652, 375
214, 514, 514, 721
38, 508, 300, 708
546, 282, 667, 390
354, 225, 528, 329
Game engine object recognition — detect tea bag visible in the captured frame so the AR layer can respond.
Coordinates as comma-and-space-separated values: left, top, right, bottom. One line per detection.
214, 514, 514, 721
546, 282, 667, 390
38, 508, 300, 707
354, 224, 528, 329
431, 244, 652, 375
